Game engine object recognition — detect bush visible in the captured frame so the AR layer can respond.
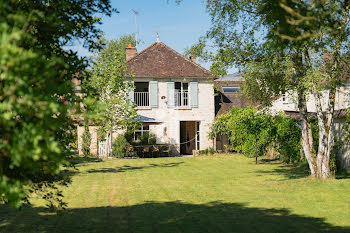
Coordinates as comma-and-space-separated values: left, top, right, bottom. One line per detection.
209, 107, 304, 164
274, 115, 301, 163
148, 133, 157, 145
81, 121, 91, 156
209, 147, 215, 155
112, 134, 130, 158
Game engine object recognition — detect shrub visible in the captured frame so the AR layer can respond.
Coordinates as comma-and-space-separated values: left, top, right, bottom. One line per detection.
204, 148, 209, 155
81, 121, 91, 157
209, 147, 215, 155
148, 133, 157, 145
209, 107, 305, 164
112, 134, 130, 158
140, 132, 150, 145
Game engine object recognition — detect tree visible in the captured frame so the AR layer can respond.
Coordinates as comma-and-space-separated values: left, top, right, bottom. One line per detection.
84, 35, 138, 157
81, 119, 92, 156
193, 0, 350, 178
0, 0, 115, 208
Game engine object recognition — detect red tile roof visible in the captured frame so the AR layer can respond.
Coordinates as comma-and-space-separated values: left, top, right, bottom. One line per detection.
126, 42, 212, 78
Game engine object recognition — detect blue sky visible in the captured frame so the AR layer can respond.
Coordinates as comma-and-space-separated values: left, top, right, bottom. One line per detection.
70, 0, 213, 69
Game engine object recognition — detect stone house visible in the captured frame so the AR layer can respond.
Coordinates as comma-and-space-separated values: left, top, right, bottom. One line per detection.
78, 41, 215, 156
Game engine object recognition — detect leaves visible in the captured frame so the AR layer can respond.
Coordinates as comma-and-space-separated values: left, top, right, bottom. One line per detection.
0, 0, 114, 207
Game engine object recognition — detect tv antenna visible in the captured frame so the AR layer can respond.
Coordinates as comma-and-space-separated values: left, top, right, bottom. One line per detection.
131, 9, 139, 48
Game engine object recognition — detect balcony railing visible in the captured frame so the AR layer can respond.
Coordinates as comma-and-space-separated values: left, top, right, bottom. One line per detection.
175, 91, 189, 107
135, 92, 149, 107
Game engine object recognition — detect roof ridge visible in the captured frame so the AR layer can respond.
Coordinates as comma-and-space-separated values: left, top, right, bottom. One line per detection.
126, 42, 159, 64
127, 42, 211, 76
157, 42, 212, 76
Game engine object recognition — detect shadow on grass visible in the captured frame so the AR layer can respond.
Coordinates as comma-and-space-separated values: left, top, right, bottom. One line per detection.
69, 156, 102, 166
1, 201, 348, 233
87, 162, 185, 174
256, 159, 310, 180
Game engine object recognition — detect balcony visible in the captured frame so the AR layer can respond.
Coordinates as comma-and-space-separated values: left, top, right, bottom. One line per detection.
135, 92, 149, 107
175, 91, 189, 107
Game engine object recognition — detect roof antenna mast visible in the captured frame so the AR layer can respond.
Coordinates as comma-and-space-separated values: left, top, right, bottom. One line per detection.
156, 30, 160, 42
132, 9, 139, 48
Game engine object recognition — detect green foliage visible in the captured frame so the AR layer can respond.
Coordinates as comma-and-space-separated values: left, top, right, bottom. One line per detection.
81, 121, 92, 157
83, 35, 138, 156
197, 0, 350, 177
273, 115, 302, 163
210, 108, 304, 163
112, 134, 130, 158
209, 147, 215, 155
148, 134, 157, 145
0, 0, 114, 208
140, 132, 150, 145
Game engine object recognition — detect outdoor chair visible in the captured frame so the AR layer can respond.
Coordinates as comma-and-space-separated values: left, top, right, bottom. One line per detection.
152, 145, 160, 158
143, 145, 151, 158
134, 146, 143, 158
162, 144, 173, 157
126, 145, 134, 157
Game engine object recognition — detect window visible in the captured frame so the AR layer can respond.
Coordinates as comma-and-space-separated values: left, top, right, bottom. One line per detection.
222, 86, 239, 93
134, 124, 150, 141
175, 82, 189, 107
134, 82, 149, 107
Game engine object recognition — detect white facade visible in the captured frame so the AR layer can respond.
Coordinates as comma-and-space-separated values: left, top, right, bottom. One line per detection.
133, 77, 215, 155
269, 84, 350, 169
269, 84, 350, 114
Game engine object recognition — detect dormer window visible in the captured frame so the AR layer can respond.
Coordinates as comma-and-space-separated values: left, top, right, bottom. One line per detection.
222, 86, 239, 93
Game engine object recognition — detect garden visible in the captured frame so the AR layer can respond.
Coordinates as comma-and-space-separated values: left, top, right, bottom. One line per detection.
1, 154, 350, 233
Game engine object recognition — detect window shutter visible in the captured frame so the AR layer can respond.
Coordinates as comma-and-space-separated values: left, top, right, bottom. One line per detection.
167, 81, 175, 107
149, 81, 158, 108
190, 81, 198, 108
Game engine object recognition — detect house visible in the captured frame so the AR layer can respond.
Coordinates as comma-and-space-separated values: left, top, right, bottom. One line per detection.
213, 73, 350, 169
214, 73, 258, 151
269, 85, 350, 170
126, 41, 214, 155
77, 41, 215, 156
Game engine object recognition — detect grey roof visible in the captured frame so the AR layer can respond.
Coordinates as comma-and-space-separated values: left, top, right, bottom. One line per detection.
215, 72, 243, 81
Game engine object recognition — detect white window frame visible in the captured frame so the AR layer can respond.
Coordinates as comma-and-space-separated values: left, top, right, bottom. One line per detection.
134, 124, 150, 141
175, 82, 189, 107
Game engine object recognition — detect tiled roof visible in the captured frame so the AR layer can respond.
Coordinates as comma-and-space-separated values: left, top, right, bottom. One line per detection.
126, 42, 212, 78
214, 80, 259, 116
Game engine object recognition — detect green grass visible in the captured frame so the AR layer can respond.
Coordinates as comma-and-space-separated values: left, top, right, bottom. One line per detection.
1, 154, 350, 233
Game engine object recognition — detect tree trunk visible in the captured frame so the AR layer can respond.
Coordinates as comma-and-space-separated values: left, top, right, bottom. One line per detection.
255, 137, 258, 165
298, 89, 317, 176
313, 90, 334, 178
106, 131, 110, 159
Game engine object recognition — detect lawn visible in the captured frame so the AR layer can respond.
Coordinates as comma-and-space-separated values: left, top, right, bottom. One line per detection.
1, 154, 350, 233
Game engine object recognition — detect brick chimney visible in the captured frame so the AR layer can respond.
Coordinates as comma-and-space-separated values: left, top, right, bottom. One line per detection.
126, 43, 137, 61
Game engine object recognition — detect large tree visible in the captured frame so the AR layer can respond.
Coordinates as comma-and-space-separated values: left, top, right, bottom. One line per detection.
194, 0, 350, 178
0, 0, 115, 207
83, 35, 138, 157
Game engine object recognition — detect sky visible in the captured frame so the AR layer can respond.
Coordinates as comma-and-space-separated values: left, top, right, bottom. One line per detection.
70, 0, 213, 70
